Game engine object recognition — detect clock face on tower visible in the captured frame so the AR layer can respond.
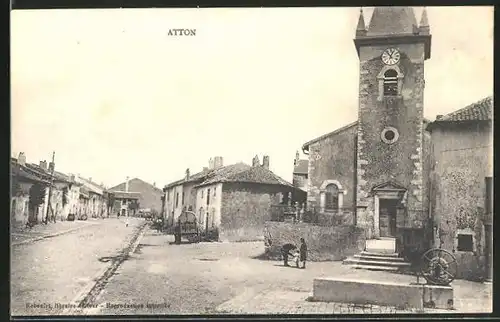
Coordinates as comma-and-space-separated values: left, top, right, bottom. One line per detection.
381, 48, 401, 65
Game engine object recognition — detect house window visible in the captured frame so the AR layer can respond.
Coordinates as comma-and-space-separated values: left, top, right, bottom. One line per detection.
207, 189, 211, 205
175, 192, 179, 208
383, 69, 398, 96
182, 192, 185, 205
167, 191, 170, 201
213, 187, 216, 197
122, 199, 127, 205
457, 234, 474, 252
201, 190, 204, 198
325, 184, 339, 211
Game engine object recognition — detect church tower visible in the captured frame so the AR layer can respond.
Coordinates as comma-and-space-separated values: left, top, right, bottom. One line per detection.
353, 7, 431, 246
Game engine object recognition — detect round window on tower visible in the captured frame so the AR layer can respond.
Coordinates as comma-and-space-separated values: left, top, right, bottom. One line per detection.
381, 127, 399, 144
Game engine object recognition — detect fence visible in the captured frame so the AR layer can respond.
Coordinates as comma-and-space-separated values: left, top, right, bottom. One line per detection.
269, 204, 355, 226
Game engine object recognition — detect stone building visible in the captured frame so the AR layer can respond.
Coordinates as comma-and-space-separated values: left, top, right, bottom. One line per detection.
292, 151, 308, 192
163, 156, 305, 241
10, 153, 51, 225
108, 177, 163, 213
108, 177, 142, 217
427, 97, 493, 280
73, 175, 107, 218
299, 7, 493, 280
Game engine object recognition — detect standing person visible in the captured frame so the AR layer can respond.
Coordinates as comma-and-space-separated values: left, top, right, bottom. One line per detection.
299, 238, 307, 269
281, 243, 297, 267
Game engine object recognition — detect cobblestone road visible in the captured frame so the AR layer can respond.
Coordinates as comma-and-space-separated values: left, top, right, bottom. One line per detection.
77, 227, 492, 316
11, 217, 145, 316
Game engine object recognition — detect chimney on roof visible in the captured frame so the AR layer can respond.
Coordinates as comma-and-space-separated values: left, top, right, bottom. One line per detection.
208, 158, 215, 170
153, 182, 156, 187
252, 155, 260, 167
125, 176, 129, 192
436, 115, 443, 120
262, 156, 270, 170
203, 167, 209, 172
48, 162, 55, 173
40, 160, 48, 171
89, 177, 92, 182
69, 174, 75, 182
17, 152, 26, 166
185, 168, 190, 181
213, 156, 224, 169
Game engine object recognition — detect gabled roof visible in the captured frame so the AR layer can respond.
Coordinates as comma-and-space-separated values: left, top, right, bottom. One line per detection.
109, 178, 163, 194
293, 159, 308, 175
164, 168, 213, 189
439, 96, 492, 122
10, 162, 51, 184
427, 96, 493, 131
196, 163, 294, 188
302, 117, 432, 152
302, 121, 358, 152
195, 163, 252, 187
111, 191, 141, 199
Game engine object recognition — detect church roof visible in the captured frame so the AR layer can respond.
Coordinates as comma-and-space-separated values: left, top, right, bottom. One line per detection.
302, 121, 358, 152
366, 7, 418, 37
438, 96, 493, 122
293, 159, 309, 175
302, 117, 433, 152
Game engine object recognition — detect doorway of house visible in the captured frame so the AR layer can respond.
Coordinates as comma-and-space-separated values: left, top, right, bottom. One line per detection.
379, 199, 398, 237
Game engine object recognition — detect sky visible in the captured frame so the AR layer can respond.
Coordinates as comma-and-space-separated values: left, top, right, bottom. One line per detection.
11, 6, 494, 189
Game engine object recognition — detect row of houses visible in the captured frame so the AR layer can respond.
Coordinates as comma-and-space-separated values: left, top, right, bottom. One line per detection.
162, 155, 306, 242
10, 152, 162, 226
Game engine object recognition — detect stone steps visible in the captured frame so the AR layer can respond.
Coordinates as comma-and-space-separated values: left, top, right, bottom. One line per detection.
343, 251, 411, 272
351, 264, 400, 271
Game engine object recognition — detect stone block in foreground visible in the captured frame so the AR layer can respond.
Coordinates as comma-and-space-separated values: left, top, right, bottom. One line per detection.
312, 277, 454, 310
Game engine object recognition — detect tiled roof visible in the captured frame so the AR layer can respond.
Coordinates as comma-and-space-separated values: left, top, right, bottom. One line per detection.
438, 96, 493, 122
164, 169, 210, 189
24, 163, 73, 184
293, 160, 308, 175
366, 7, 418, 37
196, 163, 294, 188
195, 163, 252, 186
11, 162, 50, 184
111, 191, 141, 199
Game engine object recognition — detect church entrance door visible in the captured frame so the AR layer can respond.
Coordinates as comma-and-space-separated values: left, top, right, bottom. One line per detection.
379, 199, 398, 237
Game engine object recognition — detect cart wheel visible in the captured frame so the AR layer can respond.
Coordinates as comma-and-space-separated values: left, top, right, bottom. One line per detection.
420, 248, 457, 286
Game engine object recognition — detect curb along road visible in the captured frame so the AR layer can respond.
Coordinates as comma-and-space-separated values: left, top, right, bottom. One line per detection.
12, 222, 99, 247
62, 222, 149, 315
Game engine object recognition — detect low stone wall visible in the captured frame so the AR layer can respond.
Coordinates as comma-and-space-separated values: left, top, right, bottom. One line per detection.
262, 221, 365, 261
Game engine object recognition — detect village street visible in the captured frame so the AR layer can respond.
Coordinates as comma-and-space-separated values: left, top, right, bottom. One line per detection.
10, 217, 147, 316
72, 226, 492, 315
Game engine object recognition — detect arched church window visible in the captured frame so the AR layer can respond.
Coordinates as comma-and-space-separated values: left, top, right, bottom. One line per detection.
383, 69, 398, 96
325, 184, 339, 211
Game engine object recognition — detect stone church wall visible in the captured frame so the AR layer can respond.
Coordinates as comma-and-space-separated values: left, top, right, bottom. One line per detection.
307, 123, 357, 211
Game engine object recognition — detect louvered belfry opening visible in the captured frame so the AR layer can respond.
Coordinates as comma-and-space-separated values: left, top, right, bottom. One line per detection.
383, 69, 398, 96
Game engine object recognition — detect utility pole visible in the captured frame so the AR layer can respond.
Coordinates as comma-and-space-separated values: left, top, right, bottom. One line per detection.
44, 151, 55, 224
